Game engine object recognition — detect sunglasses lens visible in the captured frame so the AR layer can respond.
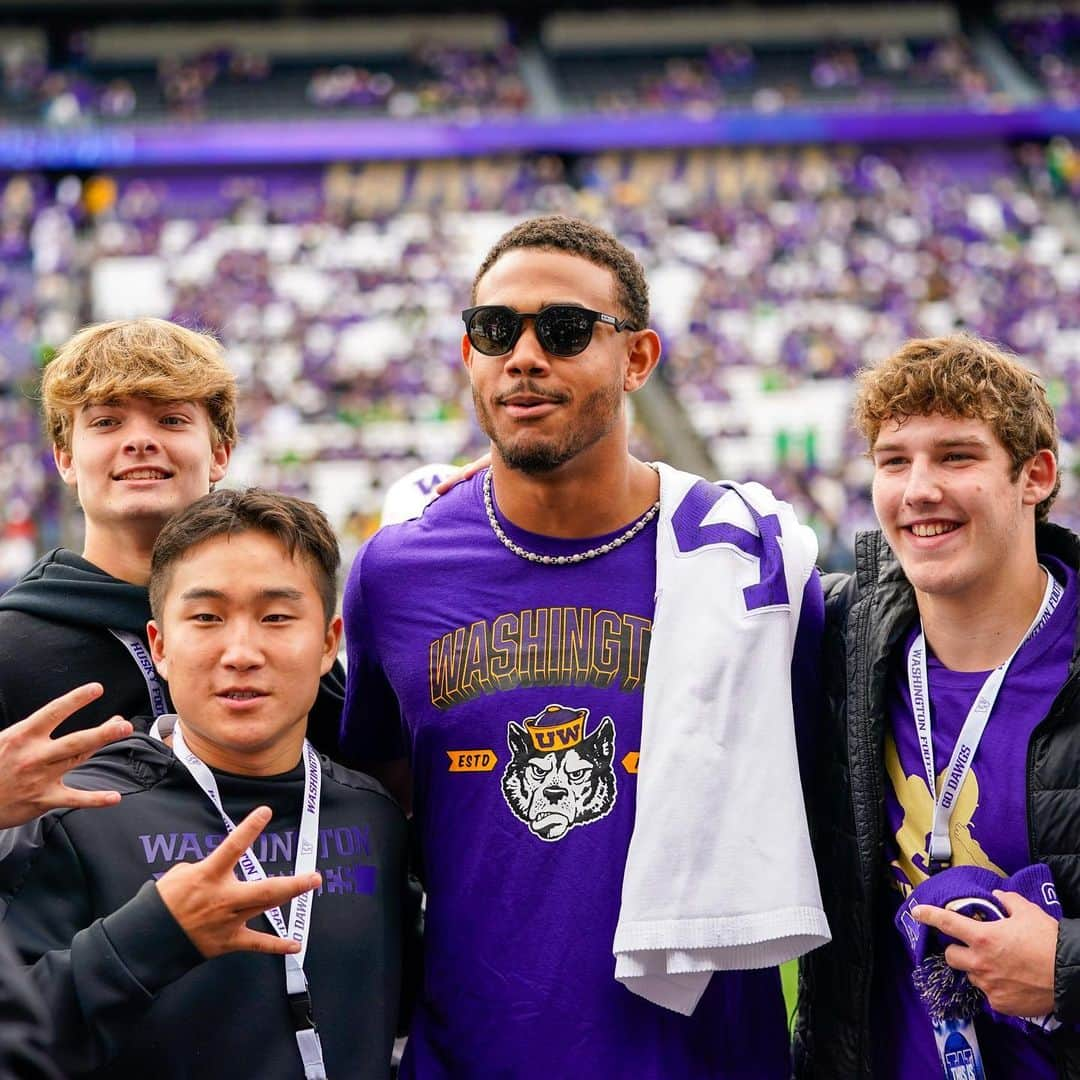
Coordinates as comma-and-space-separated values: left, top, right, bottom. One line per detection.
468, 308, 520, 355
537, 307, 594, 356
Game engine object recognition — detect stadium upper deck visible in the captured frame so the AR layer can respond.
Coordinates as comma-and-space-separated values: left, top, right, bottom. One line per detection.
0, 138, 1075, 579
0, 3, 1075, 157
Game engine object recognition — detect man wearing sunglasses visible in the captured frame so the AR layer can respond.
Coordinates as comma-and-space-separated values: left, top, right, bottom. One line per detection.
342, 215, 828, 1078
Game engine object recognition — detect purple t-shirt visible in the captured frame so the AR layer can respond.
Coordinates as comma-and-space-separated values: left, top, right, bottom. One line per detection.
342, 472, 821, 1079
872, 557, 1078, 1079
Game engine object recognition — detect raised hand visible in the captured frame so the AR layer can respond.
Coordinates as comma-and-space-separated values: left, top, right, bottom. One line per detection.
0, 683, 134, 828
155, 806, 321, 959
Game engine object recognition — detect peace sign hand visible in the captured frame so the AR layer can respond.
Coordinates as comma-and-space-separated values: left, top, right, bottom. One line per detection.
155, 806, 321, 959
0, 683, 134, 828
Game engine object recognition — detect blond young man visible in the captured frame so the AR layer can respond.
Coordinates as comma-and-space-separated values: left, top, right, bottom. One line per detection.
0, 319, 344, 751
795, 334, 1080, 1078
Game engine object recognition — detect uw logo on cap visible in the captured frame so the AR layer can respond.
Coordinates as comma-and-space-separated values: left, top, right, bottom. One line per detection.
525, 705, 587, 752
501, 703, 618, 843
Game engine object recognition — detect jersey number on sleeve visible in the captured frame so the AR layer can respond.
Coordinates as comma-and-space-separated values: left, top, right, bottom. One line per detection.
670, 479, 788, 611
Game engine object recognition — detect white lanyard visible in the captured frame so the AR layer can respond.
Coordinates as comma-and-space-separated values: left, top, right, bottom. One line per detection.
151, 714, 327, 1079
109, 629, 170, 717
907, 566, 1062, 867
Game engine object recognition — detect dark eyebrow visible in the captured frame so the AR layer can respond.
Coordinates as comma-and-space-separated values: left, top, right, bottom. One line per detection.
261, 588, 306, 602
179, 587, 306, 603
179, 588, 227, 602
872, 435, 992, 454
936, 437, 992, 449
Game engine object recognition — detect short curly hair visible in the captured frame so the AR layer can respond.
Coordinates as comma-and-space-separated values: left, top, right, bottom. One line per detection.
471, 215, 650, 330
42, 318, 238, 452
854, 333, 1059, 522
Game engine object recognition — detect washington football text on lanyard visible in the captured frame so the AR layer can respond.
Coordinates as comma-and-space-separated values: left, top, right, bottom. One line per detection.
151, 715, 327, 1080
907, 566, 1062, 869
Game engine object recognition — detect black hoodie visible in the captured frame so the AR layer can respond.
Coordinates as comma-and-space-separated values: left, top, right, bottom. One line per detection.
0, 732, 409, 1079
0, 549, 346, 754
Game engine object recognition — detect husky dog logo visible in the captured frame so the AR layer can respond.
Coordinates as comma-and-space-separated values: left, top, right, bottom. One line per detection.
501, 704, 617, 842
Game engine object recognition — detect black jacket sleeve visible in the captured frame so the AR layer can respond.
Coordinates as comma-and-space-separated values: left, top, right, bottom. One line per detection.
0, 815, 203, 1074
1055, 915, 1080, 1022
0, 926, 59, 1080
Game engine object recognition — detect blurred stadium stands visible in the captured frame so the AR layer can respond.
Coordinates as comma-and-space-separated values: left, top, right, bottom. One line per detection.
0, 0, 1076, 579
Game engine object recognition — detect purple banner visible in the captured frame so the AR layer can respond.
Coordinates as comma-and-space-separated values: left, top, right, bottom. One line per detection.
0, 105, 1077, 170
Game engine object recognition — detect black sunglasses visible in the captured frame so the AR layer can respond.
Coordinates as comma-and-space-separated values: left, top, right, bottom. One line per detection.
461, 304, 635, 358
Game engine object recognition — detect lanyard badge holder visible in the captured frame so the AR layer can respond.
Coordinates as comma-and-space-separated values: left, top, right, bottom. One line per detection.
932, 1019, 986, 1080
906, 567, 1062, 874
902, 569, 1062, 1079
151, 715, 328, 1080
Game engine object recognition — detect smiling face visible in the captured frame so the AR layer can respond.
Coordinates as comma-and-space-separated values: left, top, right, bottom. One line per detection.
871, 413, 1055, 605
147, 530, 342, 776
55, 396, 230, 547
463, 248, 650, 476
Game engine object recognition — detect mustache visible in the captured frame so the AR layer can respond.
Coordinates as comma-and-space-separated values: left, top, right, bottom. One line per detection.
493, 381, 569, 406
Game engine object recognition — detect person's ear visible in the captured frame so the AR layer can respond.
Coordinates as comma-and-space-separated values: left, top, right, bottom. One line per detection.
148, 620, 169, 680
320, 615, 343, 676
1021, 449, 1057, 509
209, 440, 232, 485
624, 329, 661, 392
53, 443, 78, 489
461, 333, 474, 376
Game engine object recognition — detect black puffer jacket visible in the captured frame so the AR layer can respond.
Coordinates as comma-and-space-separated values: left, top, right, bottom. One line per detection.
794, 524, 1080, 1078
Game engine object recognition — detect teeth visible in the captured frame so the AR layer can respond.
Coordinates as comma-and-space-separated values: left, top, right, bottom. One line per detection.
911, 522, 958, 537
119, 470, 168, 480
225, 691, 260, 700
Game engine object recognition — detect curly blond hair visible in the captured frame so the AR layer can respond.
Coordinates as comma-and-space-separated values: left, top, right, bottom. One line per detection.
854, 333, 1059, 522
42, 318, 238, 452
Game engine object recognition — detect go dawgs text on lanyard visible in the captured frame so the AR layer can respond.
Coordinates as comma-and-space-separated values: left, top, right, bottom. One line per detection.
907, 566, 1062, 871
151, 714, 327, 1079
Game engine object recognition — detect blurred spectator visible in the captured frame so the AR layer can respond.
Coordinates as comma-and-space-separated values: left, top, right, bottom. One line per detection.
1002, 8, 1080, 106
558, 30, 999, 115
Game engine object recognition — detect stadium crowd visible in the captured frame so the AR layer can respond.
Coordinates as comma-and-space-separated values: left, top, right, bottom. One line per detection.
6, 4, 1077, 127
0, 36, 528, 126
556, 34, 997, 115
0, 137, 1076, 582
1002, 5, 1080, 105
